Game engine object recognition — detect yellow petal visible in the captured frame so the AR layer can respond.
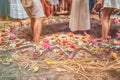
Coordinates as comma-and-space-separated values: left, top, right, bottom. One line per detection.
32, 67, 39, 72
45, 61, 54, 65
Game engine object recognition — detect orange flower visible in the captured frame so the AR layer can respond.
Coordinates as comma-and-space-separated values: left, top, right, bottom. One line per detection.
82, 36, 88, 39
70, 42, 76, 49
53, 34, 59, 37
58, 50, 63, 55
62, 40, 68, 45
68, 32, 74, 37
16, 43, 20, 47
0, 33, 7, 37
57, 40, 62, 45
110, 52, 118, 60
0, 29, 5, 32
0, 37, 5, 43
1, 45, 6, 48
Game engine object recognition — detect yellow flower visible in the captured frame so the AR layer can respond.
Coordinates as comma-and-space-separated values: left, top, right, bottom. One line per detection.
45, 61, 54, 65
32, 67, 39, 72
94, 46, 101, 51
110, 52, 118, 60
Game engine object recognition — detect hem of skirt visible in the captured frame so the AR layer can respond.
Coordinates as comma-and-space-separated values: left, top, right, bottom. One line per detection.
30, 15, 46, 19
70, 29, 91, 32
103, 6, 120, 10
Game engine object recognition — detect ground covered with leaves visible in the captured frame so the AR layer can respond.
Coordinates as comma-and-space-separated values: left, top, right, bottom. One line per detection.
0, 16, 120, 80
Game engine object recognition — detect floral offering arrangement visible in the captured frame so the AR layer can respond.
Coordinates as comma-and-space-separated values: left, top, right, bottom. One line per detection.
0, 22, 120, 80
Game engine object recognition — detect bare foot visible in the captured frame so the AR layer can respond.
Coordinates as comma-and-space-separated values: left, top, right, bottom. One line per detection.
61, 10, 64, 13
83, 31, 88, 36
48, 14, 53, 17
61, 10, 67, 14
64, 10, 68, 13
83, 31, 91, 37
0, 17, 2, 21
95, 37, 105, 42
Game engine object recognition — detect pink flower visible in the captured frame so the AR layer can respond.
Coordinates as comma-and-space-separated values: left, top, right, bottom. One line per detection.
68, 54, 74, 59
33, 50, 39, 55
114, 40, 120, 45
113, 18, 120, 23
116, 33, 120, 38
87, 38, 97, 44
8, 33, 16, 39
42, 38, 51, 49
106, 36, 112, 40
43, 38, 50, 43
42, 43, 51, 49
20, 38, 26, 42
69, 41, 74, 45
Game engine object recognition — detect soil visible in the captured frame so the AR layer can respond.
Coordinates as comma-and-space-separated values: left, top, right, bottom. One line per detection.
0, 16, 120, 80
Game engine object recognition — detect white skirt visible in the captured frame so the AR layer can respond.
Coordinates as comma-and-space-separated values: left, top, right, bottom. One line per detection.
50, 0, 59, 5
10, 0, 28, 19
103, 0, 120, 9
69, 0, 90, 31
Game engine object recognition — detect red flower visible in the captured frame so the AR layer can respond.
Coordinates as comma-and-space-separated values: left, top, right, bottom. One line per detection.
105, 49, 110, 53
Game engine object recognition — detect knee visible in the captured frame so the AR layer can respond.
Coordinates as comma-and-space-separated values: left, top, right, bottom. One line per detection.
36, 17, 45, 22
101, 14, 109, 21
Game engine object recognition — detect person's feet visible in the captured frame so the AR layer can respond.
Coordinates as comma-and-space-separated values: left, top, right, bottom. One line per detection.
83, 31, 89, 36
95, 36, 111, 42
64, 10, 68, 13
33, 38, 40, 44
61, 10, 65, 13
95, 38, 104, 42
33, 37, 43, 44
61, 10, 68, 14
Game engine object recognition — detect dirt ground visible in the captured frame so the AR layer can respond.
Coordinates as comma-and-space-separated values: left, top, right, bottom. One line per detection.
0, 15, 120, 80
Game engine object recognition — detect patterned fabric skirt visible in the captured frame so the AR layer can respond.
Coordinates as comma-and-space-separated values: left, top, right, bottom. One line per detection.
69, 0, 90, 31
49, 0, 59, 5
103, 0, 120, 9
10, 0, 28, 19
0, 0, 10, 17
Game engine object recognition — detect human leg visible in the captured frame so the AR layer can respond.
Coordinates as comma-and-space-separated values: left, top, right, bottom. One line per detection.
21, 0, 45, 43
61, 0, 65, 13
68, 0, 72, 11
50, 5, 54, 16
107, 8, 114, 37
101, 8, 113, 40
33, 17, 44, 44
55, 5, 58, 12
0, 16, 2, 20
31, 18, 35, 34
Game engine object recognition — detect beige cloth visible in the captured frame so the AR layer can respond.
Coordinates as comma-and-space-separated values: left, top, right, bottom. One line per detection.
69, 0, 90, 31
23, 0, 45, 18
